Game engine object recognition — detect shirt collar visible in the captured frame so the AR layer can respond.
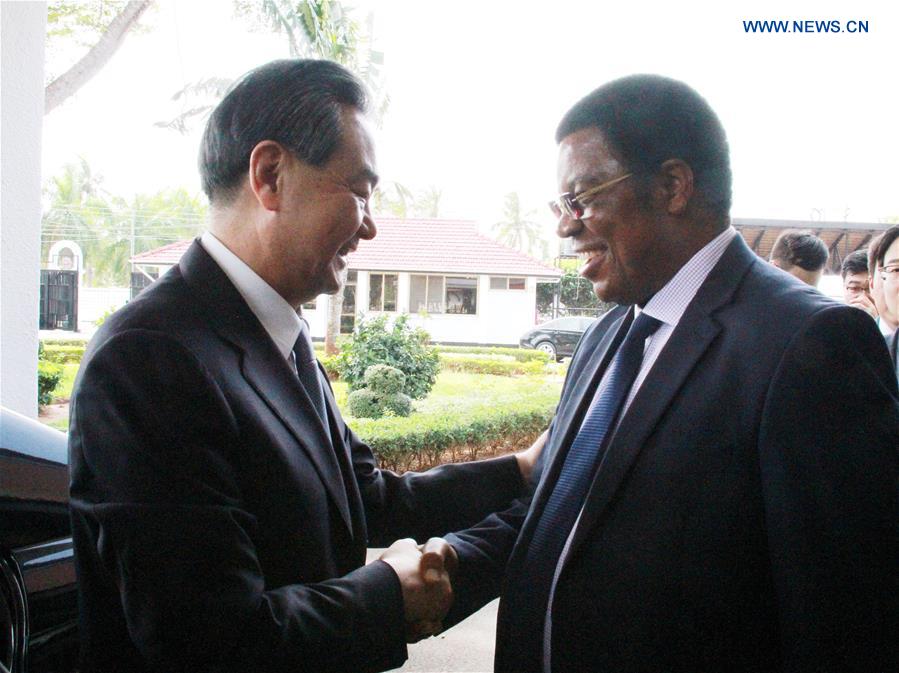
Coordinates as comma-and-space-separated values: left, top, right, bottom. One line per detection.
200, 231, 302, 361
638, 226, 737, 327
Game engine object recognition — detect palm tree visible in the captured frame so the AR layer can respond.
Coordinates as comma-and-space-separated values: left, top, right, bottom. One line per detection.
493, 192, 543, 256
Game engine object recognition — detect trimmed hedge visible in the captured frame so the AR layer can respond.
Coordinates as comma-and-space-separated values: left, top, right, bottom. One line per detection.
352, 396, 555, 472
41, 344, 86, 364
436, 345, 551, 363
38, 360, 63, 406
438, 355, 547, 376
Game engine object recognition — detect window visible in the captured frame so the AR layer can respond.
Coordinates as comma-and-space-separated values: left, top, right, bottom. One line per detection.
369, 273, 398, 312
490, 276, 526, 290
340, 271, 357, 334
410, 275, 478, 315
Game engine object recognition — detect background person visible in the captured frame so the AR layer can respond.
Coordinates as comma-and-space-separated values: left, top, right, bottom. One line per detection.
768, 228, 829, 287
868, 231, 898, 336
841, 249, 878, 318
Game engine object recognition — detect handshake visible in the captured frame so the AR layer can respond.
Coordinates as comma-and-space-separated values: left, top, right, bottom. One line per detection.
379, 537, 459, 643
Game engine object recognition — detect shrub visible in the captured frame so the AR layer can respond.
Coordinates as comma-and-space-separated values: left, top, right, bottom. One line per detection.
94, 305, 120, 327
353, 398, 554, 472
319, 353, 341, 380
347, 389, 383, 419
438, 355, 547, 376
337, 315, 439, 399
435, 345, 551, 363
364, 364, 406, 394
348, 365, 413, 419
38, 360, 63, 407
381, 392, 412, 417
40, 344, 86, 364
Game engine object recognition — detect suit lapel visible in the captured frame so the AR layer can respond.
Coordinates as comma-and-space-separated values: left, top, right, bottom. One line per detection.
565, 235, 759, 559
178, 239, 353, 533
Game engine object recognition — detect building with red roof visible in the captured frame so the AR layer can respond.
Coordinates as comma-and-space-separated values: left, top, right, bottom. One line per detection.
131, 217, 562, 345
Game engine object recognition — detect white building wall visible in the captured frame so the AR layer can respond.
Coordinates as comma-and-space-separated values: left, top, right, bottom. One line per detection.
1, 2, 47, 417
79, 287, 131, 329
364, 272, 541, 346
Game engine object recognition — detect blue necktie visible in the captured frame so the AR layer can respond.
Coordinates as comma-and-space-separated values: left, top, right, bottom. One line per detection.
507, 309, 662, 668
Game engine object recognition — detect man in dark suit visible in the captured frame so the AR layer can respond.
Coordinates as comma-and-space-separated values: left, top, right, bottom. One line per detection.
68, 60, 541, 673
436, 75, 899, 672
871, 225, 899, 379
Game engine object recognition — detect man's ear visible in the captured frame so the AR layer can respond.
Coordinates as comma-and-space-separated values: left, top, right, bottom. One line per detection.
658, 159, 694, 215
248, 141, 289, 212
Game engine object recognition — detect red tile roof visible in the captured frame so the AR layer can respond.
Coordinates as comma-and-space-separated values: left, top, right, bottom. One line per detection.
132, 218, 562, 277
131, 239, 192, 265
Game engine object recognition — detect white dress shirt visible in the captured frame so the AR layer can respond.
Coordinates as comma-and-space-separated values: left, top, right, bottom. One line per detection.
200, 231, 302, 363
543, 226, 738, 672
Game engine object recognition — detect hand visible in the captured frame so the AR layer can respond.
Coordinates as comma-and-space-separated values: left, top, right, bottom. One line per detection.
379, 538, 453, 643
846, 293, 878, 319
514, 429, 548, 483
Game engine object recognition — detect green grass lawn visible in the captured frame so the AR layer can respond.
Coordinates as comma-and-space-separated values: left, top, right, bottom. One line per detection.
39, 367, 565, 437
334, 370, 563, 420
53, 363, 80, 402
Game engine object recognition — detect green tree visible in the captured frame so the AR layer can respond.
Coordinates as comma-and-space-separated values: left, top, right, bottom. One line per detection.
493, 192, 544, 257
45, 0, 153, 114
372, 183, 442, 219
536, 269, 614, 319
41, 160, 207, 286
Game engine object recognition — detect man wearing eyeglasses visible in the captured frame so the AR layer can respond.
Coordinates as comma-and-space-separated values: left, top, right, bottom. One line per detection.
435, 74, 899, 672
868, 232, 899, 336
871, 225, 899, 375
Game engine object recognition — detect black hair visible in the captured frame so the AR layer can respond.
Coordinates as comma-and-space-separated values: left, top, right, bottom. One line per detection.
841, 249, 869, 279
770, 229, 829, 272
871, 225, 899, 269
555, 74, 732, 219
198, 59, 368, 204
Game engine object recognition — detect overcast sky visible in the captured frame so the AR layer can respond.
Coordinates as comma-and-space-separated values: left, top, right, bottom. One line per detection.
42, 0, 899, 242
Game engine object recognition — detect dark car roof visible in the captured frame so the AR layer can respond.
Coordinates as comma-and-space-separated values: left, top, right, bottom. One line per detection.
0, 407, 67, 465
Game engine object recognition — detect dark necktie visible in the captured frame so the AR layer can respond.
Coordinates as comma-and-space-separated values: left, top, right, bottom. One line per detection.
293, 321, 328, 428
507, 309, 662, 668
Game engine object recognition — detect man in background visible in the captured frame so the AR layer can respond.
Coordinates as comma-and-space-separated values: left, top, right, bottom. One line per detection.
769, 228, 829, 287
869, 231, 899, 336
871, 225, 899, 376
841, 249, 878, 318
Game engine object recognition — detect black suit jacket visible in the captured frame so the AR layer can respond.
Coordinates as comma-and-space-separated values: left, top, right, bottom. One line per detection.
68, 240, 524, 673
890, 328, 899, 380
448, 235, 899, 672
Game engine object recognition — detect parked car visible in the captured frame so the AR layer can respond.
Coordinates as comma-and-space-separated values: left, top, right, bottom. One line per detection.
519, 316, 595, 361
1, 407, 77, 673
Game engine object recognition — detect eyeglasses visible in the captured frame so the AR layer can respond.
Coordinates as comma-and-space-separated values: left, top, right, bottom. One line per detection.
549, 173, 633, 220
880, 265, 899, 282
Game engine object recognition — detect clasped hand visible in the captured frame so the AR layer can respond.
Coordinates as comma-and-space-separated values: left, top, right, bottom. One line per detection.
379, 537, 459, 643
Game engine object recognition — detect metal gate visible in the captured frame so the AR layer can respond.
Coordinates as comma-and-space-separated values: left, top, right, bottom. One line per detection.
130, 272, 156, 300
39, 270, 78, 331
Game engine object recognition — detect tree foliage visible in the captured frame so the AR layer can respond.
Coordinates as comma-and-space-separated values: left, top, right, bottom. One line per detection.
373, 182, 442, 219
536, 269, 615, 318
41, 159, 207, 286
337, 315, 440, 400
493, 192, 547, 258
45, 0, 152, 114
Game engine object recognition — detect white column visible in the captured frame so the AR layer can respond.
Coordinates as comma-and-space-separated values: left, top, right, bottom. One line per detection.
1, 2, 47, 417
